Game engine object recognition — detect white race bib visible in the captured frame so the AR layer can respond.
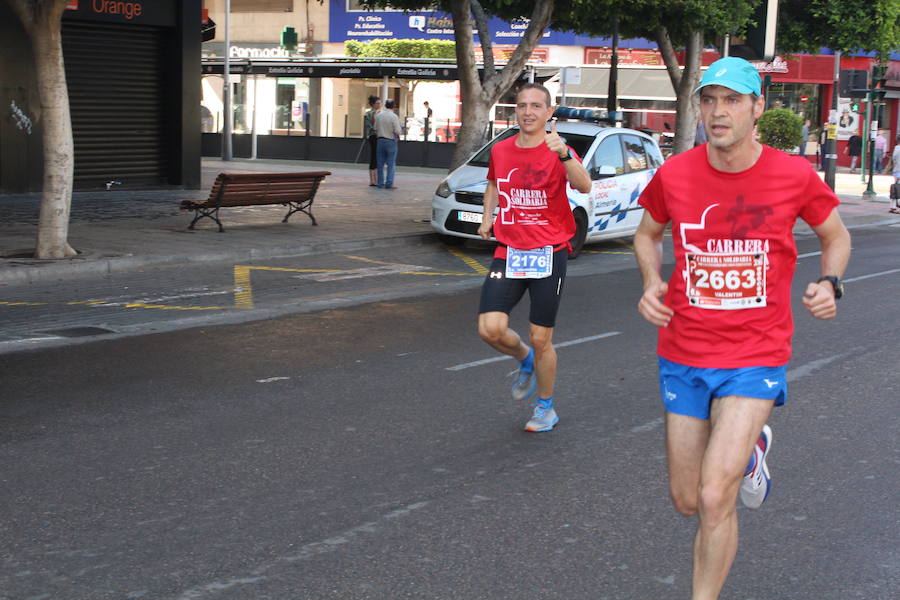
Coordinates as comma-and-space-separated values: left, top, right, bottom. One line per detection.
506, 245, 554, 279
685, 252, 767, 310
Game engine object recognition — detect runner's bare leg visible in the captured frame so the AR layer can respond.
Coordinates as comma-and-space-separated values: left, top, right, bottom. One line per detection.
691, 395, 774, 600
478, 312, 530, 360
529, 323, 556, 398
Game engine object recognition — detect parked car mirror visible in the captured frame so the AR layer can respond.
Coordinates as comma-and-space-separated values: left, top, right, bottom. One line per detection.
590, 165, 617, 180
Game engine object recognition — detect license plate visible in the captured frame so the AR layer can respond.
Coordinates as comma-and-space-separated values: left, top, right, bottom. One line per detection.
458, 211, 482, 224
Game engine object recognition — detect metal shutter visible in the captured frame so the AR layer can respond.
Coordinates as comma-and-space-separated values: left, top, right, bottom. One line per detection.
62, 20, 171, 188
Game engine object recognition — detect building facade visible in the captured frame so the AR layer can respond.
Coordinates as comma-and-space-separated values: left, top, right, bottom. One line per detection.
0, 0, 201, 193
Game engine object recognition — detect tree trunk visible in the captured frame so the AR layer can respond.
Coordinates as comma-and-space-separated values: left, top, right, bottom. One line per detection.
8, 0, 76, 258
657, 28, 704, 155
32, 11, 76, 258
448, 0, 555, 171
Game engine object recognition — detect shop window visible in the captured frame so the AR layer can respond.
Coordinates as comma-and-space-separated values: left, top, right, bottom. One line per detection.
233, 0, 292, 12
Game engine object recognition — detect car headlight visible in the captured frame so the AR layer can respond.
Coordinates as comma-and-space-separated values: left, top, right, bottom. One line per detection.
435, 180, 452, 198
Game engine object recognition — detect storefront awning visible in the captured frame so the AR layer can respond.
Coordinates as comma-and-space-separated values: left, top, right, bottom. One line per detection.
559, 67, 676, 100
201, 58, 555, 82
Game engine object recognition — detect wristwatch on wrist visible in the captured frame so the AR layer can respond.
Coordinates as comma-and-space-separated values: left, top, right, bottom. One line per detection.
817, 275, 844, 299
559, 150, 573, 162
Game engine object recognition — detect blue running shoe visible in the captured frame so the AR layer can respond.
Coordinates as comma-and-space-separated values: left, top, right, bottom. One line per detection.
510, 367, 536, 401
740, 424, 772, 509
524, 400, 558, 432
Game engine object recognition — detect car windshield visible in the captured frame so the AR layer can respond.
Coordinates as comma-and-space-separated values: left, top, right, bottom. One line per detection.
467, 128, 596, 167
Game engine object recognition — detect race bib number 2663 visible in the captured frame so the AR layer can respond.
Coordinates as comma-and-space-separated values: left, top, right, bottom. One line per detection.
686, 253, 767, 310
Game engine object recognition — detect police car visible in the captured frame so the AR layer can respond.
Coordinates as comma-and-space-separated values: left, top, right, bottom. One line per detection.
430, 109, 664, 258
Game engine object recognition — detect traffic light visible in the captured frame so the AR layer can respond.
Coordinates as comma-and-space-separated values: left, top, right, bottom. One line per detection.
280, 27, 298, 53
730, 0, 779, 62
840, 69, 869, 98
871, 64, 887, 100
850, 101, 860, 112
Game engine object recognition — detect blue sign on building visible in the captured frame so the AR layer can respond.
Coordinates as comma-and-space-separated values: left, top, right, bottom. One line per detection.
328, 2, 648, 48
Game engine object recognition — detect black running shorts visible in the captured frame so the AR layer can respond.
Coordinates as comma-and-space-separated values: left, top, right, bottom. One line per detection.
478, 248, 568, 328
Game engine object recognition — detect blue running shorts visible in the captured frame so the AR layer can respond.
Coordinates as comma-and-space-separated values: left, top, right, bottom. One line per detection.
657, 356, 787, 420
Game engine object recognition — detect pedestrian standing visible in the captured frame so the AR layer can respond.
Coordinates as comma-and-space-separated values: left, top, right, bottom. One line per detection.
364, 96, 382, 187
633, 56, 851, 600
845, 133, 862, 173
374, 99, 402, 189
799, 119, 810, 159
477, 83, 591, 432
889, 134, 900, 213
423, 100, 433, 141
874, 130, 887, 172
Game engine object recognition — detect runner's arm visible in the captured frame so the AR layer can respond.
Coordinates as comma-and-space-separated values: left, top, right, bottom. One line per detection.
633, 210, 674, 327
802, 209, 851, 319
478, 181, 498, 240
563, 156, 591, 193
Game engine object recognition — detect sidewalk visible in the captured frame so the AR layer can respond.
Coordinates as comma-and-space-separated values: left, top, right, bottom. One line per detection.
1, 159, 897, 285
0, 159, 447, 284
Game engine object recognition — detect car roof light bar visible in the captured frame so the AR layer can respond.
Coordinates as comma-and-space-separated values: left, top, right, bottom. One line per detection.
553, 106, 623, 123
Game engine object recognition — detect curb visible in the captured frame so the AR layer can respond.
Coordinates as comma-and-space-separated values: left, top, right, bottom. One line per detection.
0, 231, 439, 285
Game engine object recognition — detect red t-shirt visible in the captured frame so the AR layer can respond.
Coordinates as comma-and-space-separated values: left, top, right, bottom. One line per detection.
487, 136, 578, 258
638, 144, 839, 368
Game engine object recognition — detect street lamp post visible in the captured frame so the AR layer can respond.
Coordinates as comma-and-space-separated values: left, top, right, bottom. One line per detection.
222, 0, 232, 161
824, 51, 840, 191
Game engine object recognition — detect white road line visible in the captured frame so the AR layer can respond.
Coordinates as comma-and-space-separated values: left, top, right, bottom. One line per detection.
843, 268, 900, 283
797, 251, 822, 259
256, 376, 292, 383
445, 331, 622, 371
787, 353, 846, 382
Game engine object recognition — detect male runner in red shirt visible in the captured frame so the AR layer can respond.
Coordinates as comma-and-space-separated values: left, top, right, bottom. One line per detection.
477, 83, 591, 431
634, 57, 851, 599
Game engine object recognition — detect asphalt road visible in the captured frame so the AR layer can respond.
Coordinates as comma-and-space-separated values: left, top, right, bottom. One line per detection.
1, 225, 898, 599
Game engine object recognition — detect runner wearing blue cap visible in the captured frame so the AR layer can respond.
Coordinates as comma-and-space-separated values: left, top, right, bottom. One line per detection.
633, 56, 851, 599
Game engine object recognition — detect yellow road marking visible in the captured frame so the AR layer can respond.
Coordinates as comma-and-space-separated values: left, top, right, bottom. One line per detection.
446, 247, 489, 275
0, 301, 49, 306
122, 303, 233, 310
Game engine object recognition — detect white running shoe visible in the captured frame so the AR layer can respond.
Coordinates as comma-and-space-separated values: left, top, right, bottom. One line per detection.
740, 424, 772, 509
524, 400, 558, 432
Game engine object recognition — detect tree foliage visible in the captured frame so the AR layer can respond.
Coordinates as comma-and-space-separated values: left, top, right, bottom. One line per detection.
360, 0, 557, 170
777, 0, 900, 59
345, 39, 457, 59
757, 108, 803, 151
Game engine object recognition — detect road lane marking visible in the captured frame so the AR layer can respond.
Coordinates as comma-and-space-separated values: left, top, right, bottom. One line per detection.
0, 301, 49, 306
797, 251, 822, 259
446, 331, 622, 371
446, 247, 489, 275
843, 268, 900, 283
787, 353, 846, 382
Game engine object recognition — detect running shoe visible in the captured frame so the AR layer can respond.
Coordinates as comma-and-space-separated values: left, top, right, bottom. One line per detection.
524, 400, 558, 432
740, 424, 772, 509
510, 367, 537, 401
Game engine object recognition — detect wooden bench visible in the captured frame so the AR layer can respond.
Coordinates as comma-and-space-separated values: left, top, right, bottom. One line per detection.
180, 171, 331, 232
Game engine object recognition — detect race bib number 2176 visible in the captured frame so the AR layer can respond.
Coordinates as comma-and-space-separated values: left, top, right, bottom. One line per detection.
686, 253, 767, 310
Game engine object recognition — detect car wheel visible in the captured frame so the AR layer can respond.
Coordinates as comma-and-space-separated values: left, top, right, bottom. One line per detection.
438, 234, 466, 246
568, 209, 587, 259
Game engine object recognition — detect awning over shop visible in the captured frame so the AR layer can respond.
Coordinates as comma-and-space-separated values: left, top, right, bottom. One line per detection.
201, 58, 556, 82
557, 67, 676, 100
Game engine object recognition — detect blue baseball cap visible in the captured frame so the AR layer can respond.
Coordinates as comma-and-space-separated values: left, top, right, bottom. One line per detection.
695, 56, 762, 96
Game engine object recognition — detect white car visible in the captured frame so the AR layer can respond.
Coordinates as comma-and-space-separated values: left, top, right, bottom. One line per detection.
431, 119, 664, 258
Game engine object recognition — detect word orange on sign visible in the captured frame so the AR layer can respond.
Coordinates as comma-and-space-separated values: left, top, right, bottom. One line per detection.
92, 0, 143, 20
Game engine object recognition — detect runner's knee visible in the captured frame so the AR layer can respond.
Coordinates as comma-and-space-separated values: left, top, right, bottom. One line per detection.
529, 327, 554, 353
478, 316, 507, 344
670, 487, 698, 516
697, 482, 735, 525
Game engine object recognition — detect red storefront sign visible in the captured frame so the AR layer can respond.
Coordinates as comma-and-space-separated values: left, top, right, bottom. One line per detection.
584, 48, 665, 67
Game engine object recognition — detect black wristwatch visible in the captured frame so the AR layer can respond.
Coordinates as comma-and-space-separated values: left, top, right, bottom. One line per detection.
559, 150, 573, 162
817, 276, 844, 299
